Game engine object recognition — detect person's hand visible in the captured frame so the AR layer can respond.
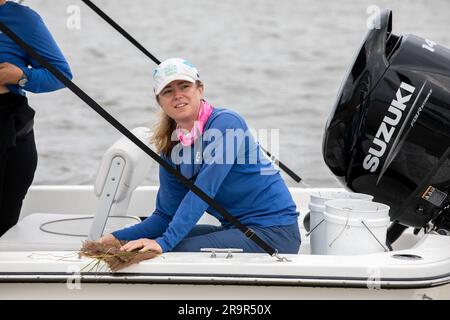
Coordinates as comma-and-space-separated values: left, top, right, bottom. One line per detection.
0, 62, 23, 85
120, 238, 163, 254
97, 233, 117, 244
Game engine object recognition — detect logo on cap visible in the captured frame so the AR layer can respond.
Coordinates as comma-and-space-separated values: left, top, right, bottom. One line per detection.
163, 64, 177, 77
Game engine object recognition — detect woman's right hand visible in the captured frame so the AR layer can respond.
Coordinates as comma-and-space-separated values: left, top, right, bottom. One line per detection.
97, 233, 117, 244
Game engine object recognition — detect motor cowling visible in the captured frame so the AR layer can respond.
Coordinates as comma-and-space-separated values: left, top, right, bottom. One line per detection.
322, 9, 450, 236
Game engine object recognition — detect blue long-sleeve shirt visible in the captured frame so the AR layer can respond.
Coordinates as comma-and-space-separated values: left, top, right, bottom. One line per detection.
113, 108, 299, 252
0, 1, 72, 95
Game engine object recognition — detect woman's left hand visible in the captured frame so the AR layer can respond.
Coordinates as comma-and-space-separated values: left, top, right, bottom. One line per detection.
120, 238, 163, 254
0, 62, 24, 85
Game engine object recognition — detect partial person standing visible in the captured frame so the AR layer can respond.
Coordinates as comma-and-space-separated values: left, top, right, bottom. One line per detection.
0, 0, 72, 236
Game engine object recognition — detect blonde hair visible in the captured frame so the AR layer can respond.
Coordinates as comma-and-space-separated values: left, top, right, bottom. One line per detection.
150, 80, 203, 156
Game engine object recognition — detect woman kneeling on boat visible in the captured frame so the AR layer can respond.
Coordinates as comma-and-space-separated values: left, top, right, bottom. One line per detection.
99, 58, 300, 254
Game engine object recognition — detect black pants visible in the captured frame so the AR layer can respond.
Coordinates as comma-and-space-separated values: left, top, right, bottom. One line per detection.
0, 93, 37, 237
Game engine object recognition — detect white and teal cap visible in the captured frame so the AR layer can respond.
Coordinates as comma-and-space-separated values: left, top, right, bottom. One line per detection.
153, 58, 200, 95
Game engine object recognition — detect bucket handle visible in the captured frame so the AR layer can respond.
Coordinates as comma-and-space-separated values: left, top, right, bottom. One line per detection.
327, 213, 391, 252
305, 218, 325, 237
360, 220, 390, 252
328, 214, 350, 248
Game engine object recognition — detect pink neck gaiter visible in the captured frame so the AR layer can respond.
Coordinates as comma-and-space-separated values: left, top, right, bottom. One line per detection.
176, 99, 213, 146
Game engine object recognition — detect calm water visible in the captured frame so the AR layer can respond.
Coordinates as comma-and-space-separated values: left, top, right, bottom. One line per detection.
23, 0, 450, 187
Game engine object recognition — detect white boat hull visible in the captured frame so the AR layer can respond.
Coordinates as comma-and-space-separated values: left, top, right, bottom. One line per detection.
0, 186, 449, 300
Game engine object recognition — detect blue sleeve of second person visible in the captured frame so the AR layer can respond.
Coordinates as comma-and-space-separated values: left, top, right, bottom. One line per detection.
21, 13, 72, 92
155, 113, 246, 252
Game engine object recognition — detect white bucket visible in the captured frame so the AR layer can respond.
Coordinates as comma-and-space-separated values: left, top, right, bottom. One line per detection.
324, 199, 390, 255
308, 191, 373, 255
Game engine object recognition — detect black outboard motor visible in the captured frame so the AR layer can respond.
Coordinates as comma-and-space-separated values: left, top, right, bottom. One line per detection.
322, 9, 450, 244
